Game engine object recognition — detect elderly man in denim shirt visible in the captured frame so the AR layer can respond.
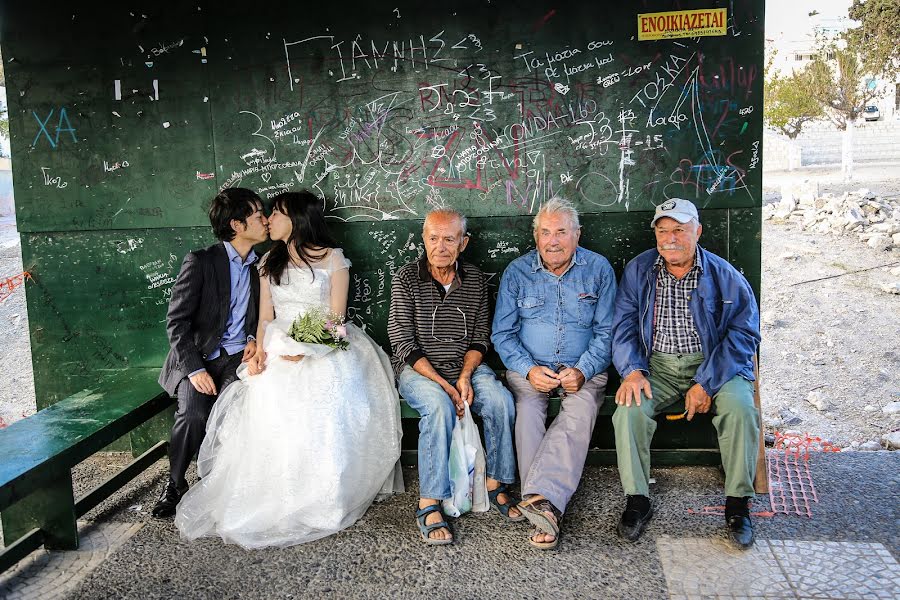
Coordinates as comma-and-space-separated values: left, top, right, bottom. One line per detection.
492, 198, 616, 550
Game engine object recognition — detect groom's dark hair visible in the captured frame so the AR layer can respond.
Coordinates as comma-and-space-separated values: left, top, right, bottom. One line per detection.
208, 188, 263, 241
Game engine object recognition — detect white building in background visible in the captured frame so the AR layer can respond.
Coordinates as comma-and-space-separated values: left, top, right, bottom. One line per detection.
0, 85, 13, 217
766, 5, 898, 121
0, 85, 10, 157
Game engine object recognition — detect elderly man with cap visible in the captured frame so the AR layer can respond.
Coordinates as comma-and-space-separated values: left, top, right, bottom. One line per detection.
611, 198, 761, 549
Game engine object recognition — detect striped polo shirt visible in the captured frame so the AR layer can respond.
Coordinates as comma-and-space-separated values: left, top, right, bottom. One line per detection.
388, 256, 491, 380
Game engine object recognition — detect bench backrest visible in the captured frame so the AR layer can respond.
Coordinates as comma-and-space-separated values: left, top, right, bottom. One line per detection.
3, 1, 763, 417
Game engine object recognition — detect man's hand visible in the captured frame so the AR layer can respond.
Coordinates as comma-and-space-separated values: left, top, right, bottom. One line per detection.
615, 371, 652, 407
557, 367, 585, 393
455, 374, 474, 407
281, 354, 304, 362
684, 383, 712, 421
441, 381, 465, 417
241, 340, 257, 362
527, 366, 561, 393
247, 350, 267, 376
189, 371, 217, 396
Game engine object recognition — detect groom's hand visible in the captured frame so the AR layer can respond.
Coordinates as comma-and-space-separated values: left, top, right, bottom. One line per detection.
189, 371, 217, 396
242, 340, 257, 362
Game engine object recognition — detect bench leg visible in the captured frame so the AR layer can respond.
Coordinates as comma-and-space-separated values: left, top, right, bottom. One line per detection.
1, 471, 78, 551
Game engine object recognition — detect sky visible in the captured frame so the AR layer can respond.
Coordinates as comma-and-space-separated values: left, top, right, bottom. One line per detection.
765, 0, 855, 41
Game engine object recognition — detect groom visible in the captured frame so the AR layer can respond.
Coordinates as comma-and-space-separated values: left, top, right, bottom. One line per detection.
152, 188, 269, 518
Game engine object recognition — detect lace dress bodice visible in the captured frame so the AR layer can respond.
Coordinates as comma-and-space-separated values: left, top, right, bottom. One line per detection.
267, 248, 350, 325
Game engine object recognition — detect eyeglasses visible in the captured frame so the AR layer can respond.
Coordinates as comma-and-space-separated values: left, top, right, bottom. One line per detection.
430, 305, 468, 342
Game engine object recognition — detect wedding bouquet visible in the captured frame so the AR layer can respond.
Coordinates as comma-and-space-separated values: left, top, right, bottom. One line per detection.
287, 308, 349, 351
256, 308, 350, 367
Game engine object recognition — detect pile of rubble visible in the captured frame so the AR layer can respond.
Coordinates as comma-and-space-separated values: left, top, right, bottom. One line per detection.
764, 183, 900, 252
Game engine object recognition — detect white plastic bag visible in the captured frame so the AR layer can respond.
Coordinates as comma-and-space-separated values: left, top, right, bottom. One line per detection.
442, 403, 489, 517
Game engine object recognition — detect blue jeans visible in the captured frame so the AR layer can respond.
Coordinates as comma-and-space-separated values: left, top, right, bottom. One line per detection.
398, 364, 517, 500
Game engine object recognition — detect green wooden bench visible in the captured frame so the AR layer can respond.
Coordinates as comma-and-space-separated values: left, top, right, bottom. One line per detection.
0, 369, 174, 572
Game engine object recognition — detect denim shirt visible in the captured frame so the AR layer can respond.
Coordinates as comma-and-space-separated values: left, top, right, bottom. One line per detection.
492, 247, 616, 381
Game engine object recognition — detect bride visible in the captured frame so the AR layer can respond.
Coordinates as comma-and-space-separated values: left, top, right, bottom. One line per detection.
175, 191, 403, 548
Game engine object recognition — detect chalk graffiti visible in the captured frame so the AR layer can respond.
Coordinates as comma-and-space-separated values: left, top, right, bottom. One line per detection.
31, 107, 78, 149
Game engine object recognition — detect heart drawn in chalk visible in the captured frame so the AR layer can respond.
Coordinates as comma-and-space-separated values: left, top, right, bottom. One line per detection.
554, 83, 570, 95
261, 172, 272, 183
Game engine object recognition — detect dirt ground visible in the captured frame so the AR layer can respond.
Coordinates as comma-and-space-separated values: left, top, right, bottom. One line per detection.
760, 164, 900, 448
1, 166, 899, 447
0, 216, 34, 427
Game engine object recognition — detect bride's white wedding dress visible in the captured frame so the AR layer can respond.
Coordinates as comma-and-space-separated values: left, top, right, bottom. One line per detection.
175, 248, 403, 548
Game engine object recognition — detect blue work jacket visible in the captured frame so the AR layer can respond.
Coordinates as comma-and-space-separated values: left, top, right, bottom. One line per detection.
611, 246, 760, 396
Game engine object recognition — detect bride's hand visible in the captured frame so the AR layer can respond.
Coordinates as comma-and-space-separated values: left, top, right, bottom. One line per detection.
280, 354, 304, 362
247, 350, 267, 376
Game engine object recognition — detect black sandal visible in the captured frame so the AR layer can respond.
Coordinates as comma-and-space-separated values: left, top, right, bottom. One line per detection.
415, 505, 453, 546
488, 484, 526, 522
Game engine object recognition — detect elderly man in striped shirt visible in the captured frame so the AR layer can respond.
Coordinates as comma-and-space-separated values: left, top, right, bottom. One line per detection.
388, 209, 519, 546
611, 198, 761, 549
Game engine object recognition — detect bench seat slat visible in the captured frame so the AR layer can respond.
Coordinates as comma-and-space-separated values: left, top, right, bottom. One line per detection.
0, 369, 172, 510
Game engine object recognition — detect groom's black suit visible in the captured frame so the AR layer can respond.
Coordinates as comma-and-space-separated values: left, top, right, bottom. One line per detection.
159, 242, 260, 491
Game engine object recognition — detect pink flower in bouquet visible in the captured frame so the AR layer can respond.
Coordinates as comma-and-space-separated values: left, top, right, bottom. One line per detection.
335, 325, 348, 338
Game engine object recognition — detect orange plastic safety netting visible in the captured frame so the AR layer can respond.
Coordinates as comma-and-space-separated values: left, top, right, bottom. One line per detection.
0, 271, 32, 302
767, 431, 840, 518
687, 432, 840, 518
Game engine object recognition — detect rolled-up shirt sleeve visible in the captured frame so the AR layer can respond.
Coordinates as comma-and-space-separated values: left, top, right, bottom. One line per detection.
469, 272, 492, 354
388, 269, 422, 367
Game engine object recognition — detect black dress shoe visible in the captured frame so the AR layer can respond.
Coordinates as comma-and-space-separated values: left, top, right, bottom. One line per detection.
725, 496, 755, 549
151, 481, 187, 518
617, 495, 653, 542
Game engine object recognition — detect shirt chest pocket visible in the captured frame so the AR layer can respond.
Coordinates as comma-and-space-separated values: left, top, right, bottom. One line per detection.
517, 296, 545, 319
576, 292, 599, 327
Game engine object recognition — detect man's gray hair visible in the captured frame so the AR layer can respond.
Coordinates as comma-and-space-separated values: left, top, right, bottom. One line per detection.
423, 208, 468, 237
533, 197, 580, 234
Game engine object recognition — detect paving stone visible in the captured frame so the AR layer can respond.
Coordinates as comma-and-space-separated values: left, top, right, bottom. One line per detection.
774, 540, 900, 599
0, 520, 143, 600
657, 536, 795, 598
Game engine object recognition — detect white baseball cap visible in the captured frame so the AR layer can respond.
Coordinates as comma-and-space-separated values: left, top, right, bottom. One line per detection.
651, 198, 699, 226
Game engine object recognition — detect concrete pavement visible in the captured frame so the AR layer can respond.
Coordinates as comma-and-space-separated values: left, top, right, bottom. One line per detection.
1, 451, 898, 599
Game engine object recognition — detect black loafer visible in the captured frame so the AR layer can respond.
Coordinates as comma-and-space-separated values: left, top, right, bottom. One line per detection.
726, 515, 755, 549
151, 481, 187, 519
724, 496, 755, 549
617, 495, 653, 542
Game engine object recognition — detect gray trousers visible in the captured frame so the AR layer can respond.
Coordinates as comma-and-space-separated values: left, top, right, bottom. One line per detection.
506, 370, 608, 514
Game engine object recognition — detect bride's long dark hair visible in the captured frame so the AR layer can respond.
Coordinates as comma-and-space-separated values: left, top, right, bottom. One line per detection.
261, 191, 338, 285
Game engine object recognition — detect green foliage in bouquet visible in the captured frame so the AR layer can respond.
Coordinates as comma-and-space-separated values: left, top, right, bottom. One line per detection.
287, 308, 349, 350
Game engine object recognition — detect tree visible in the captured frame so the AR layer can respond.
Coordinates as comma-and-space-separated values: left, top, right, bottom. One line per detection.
764, 50, 823, 170
806, 44, 875, 130
847, 0, 900, 81
805, 38, 881, 181
765, 67, 824, 139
